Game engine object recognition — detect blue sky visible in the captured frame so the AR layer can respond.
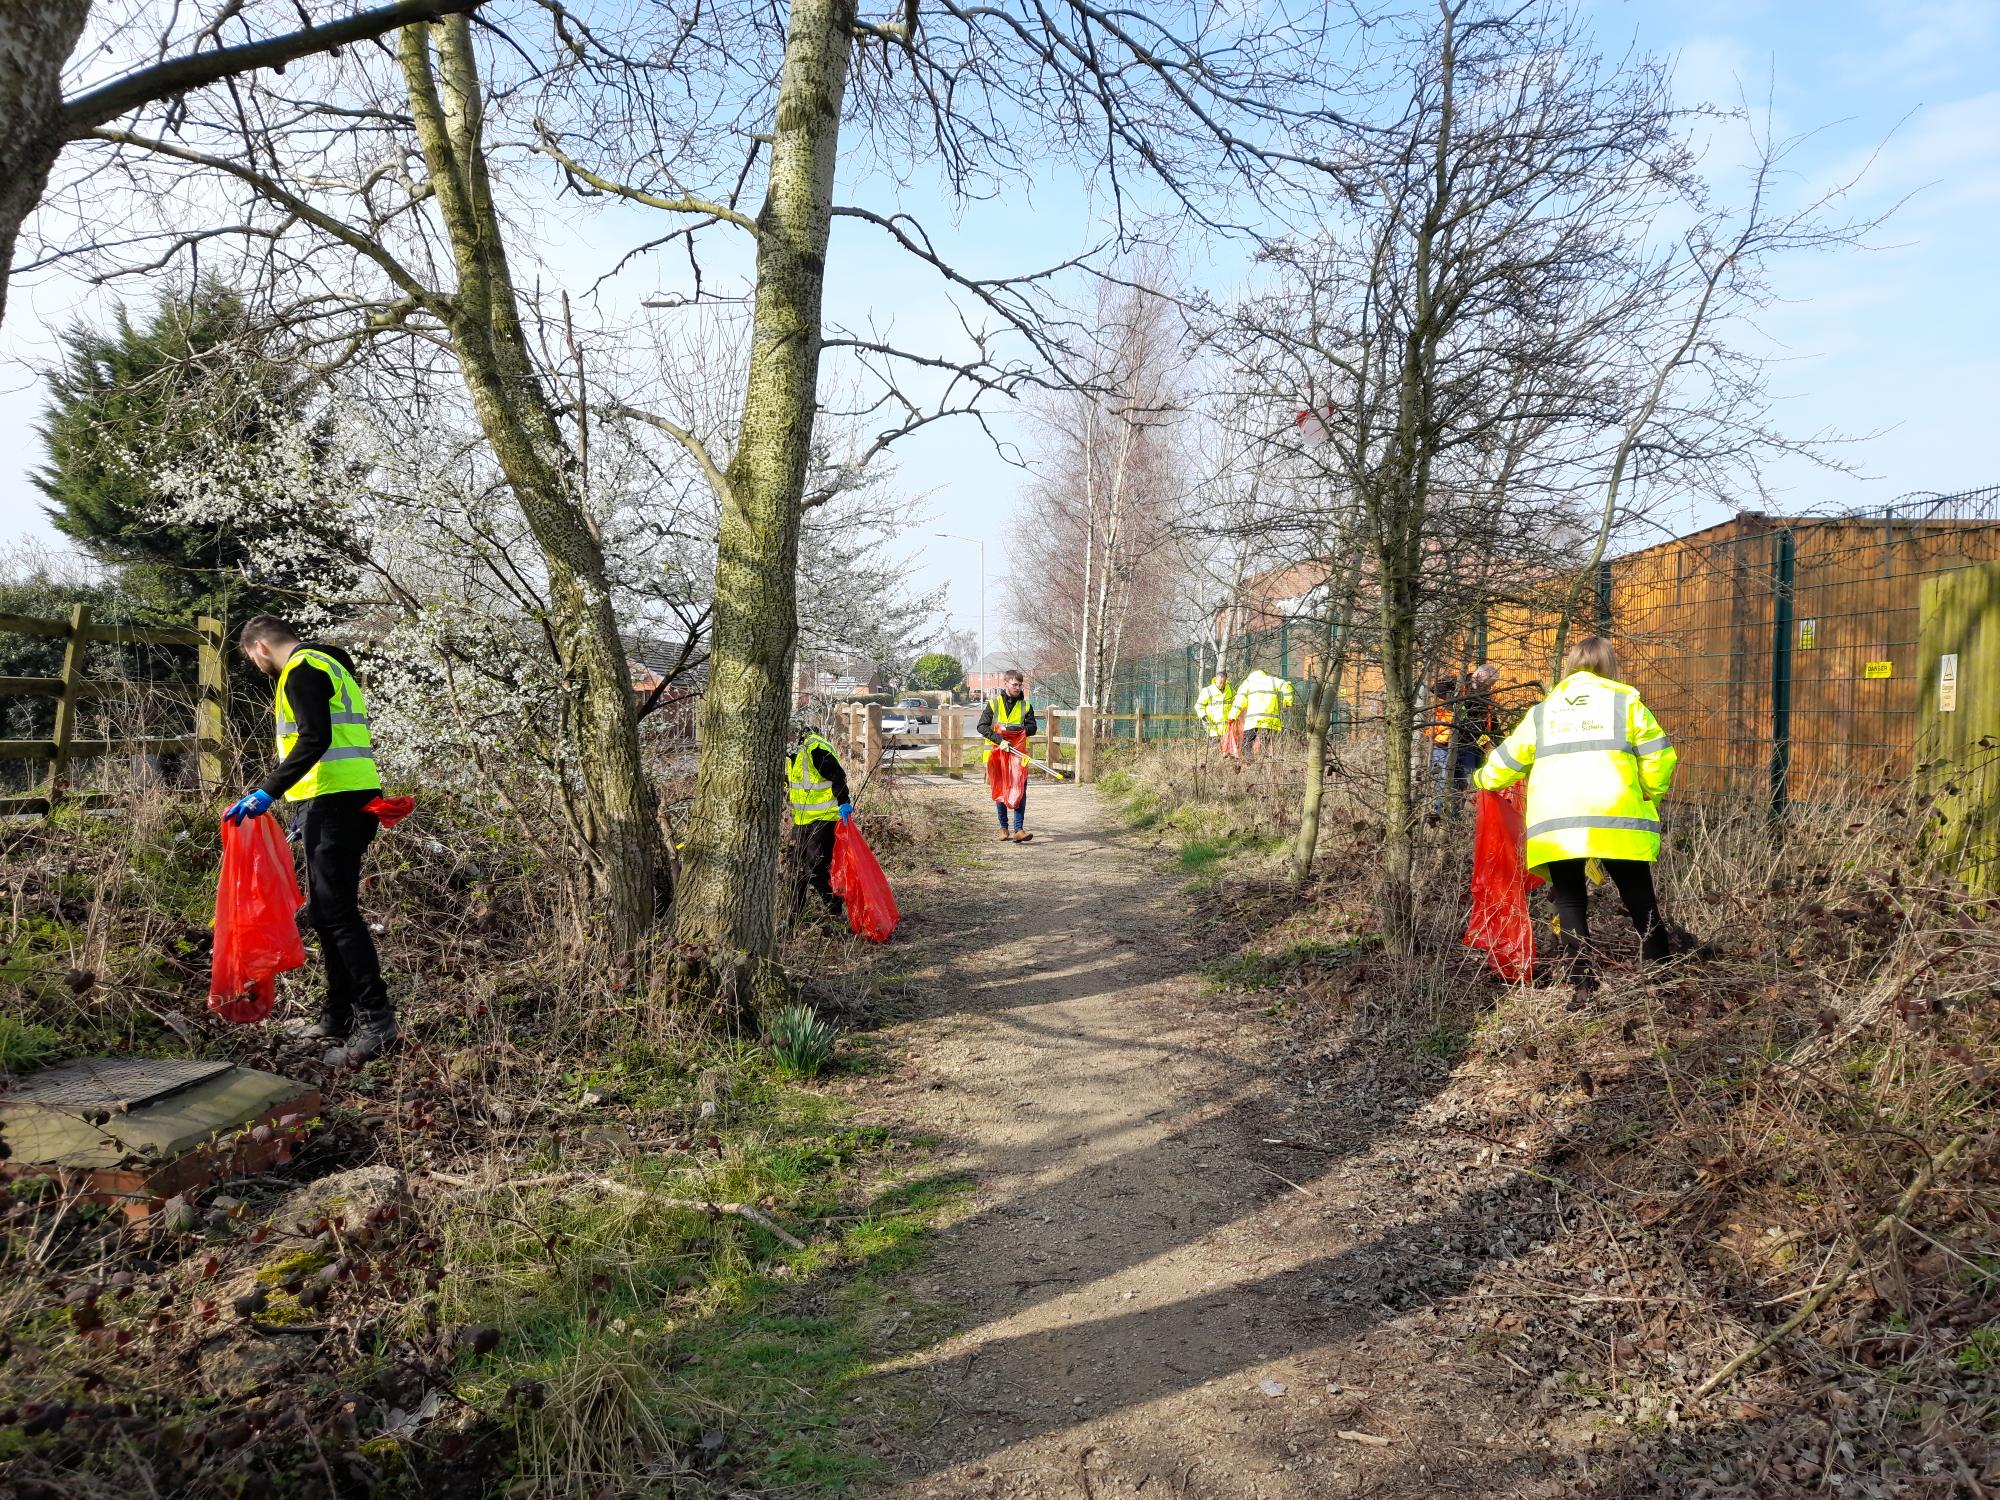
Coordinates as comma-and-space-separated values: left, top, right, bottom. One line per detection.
2, 0, 1994, 656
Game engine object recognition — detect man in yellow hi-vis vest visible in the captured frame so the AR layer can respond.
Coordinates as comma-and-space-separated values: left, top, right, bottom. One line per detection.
787, 722, 853, 921
1195, 673, 1233, 739
1231, 667, 1294, 754
230, 615, 397, 1061
1473, 635, 1677, 1001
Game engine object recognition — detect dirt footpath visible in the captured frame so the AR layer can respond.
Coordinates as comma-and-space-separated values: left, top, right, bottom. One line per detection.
861, 778, 1583, 1500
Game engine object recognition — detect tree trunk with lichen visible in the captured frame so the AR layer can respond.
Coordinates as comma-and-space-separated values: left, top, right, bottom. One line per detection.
0, 3, 91, 329
400, 18, 658, 959
669, 0, 856, 1007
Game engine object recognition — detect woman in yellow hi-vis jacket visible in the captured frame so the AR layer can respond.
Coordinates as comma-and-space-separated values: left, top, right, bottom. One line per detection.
1473, 636, 1677, 995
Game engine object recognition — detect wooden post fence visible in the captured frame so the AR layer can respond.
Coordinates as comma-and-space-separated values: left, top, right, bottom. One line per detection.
0, 607, 226, 816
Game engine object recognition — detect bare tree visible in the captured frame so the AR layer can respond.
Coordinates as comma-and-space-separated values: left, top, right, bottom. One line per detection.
535, 0, 1372, 989
1015, 276, 1187, 705
1, 0, 486, 326
1206, 0, 1700, 944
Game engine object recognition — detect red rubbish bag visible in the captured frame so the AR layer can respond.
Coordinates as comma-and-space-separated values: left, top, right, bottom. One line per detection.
830, 819, 900, 943
985, 728, 1029, 810
364, 794, 415, 829
1218, 716, 1244, 760
1463, 785, 1543, 984
209, 814, 308, 1023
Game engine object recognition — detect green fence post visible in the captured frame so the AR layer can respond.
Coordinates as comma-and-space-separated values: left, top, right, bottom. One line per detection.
1595, 561, 1614, 637
1769, 528, 1795, 821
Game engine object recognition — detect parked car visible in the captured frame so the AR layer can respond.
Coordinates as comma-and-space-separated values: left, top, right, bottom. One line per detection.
897, 696, 936, 724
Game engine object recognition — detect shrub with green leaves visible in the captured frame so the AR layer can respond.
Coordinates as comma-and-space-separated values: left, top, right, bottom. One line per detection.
768, 1004, 837, 1079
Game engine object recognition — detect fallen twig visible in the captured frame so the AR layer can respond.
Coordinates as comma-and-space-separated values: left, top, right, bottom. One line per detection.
1691, 1134, 1968, 1403
1251, 1162, 1314, 1196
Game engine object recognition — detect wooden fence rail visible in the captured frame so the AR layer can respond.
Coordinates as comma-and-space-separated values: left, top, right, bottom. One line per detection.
0, 605, 228, 816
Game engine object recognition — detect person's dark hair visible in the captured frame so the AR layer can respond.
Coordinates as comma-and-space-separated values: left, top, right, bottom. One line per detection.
1003, 667, 1025, 683
1431, 673, 1458, 698
237, 615, 298, 652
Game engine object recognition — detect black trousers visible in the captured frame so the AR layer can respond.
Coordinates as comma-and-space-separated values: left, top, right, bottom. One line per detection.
791, 818, 843, 918
1543, 857, 1671, 965
300, 790, 390, 1023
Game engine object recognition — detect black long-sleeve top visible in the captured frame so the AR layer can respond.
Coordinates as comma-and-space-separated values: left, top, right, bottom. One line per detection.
810, 744, 851, 807
258, 642, 364, 800
977, 692, 1038, 743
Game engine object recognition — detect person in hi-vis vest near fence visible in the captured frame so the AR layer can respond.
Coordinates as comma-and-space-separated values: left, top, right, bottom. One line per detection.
228, 615, 399, 1062
1231, 667, 1294, 754
786, 723, 854, 923
1195, 674, 1234, 739
978, 668, 1038, 842
1473, 635, 1678, 1003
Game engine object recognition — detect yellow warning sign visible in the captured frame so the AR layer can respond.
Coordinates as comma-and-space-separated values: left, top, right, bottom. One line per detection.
1863, 660, 1893, 680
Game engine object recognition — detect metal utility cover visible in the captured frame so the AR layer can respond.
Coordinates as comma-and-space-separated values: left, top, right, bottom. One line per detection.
0, 1057, 307, 1169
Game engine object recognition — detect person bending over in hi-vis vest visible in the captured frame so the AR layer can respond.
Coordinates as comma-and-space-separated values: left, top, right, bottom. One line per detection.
978, 668, 1038, 842
228, 615, 398, 1062
1473, 635, 1678, 1005
787, 723, 854, 922
1231, 667, 1294, 755
1195, 673, 1234, 739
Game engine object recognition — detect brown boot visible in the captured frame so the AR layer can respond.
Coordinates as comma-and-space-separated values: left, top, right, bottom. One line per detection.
1011, 831, 1034, 843
997, 829, 1013, 842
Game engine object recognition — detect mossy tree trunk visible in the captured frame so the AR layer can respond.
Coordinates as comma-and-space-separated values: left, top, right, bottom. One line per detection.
0, 3, 91, 329
669, 0, 856, 985
401, 18, 658, 957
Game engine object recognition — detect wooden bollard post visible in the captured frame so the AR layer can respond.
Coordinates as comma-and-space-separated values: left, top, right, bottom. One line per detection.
941, 706, 961, 769
865, 702, 884, 776
1136, 709, 1148, 744
1076, 706, 1097, 783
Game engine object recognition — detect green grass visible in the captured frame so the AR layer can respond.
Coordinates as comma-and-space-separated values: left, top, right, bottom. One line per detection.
1179, 838, 1228, 872
1956, 1326, 2000, 1375
437, 1057, 972, 1497
0, 1016, 63, 1075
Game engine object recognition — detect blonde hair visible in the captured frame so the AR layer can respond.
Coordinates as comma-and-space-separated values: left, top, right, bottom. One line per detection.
1561, 635, 1618, 679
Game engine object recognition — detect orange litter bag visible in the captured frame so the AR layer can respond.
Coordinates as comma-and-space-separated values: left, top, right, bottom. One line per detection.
830, 819, 900, 943
1463, 785, 1543, 984
985, 729, 1029, 810
1218, 717, 1243, 760
209, 814, 308, 1023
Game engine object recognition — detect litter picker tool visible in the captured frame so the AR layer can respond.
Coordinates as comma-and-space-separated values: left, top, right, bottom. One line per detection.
1002, 742, 1070, 782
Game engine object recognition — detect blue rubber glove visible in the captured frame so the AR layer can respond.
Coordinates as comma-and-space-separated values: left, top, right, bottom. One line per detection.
837, 803, 854, 822
225, 789, 273, 824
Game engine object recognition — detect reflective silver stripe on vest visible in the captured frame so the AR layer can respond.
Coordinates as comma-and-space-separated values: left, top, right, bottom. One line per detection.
1536, 735, 1636, 756
1492, 741, 1526, 771
275, 712, 368, 734
1635, 735, 1672, 755
318, 746, 376, 763
1532, 702, 1544, 745
1525, 813, 1660, 838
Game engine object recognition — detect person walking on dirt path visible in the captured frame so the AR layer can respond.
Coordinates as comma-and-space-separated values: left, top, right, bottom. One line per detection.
979, 668, 1038, 842
1231, 667, 1294, 755
229, 615, 398, 1063
1473, 635, 1678, 1004
787, 722, 854, 922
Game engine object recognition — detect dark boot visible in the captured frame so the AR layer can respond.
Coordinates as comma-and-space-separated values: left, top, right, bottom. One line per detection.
284, 1002, 352, 1042
337, 1006, 400, 1065
1558, 936, 1597, 1011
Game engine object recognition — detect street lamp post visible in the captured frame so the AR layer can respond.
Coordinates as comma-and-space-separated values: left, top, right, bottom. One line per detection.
935, 532, 985, 699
